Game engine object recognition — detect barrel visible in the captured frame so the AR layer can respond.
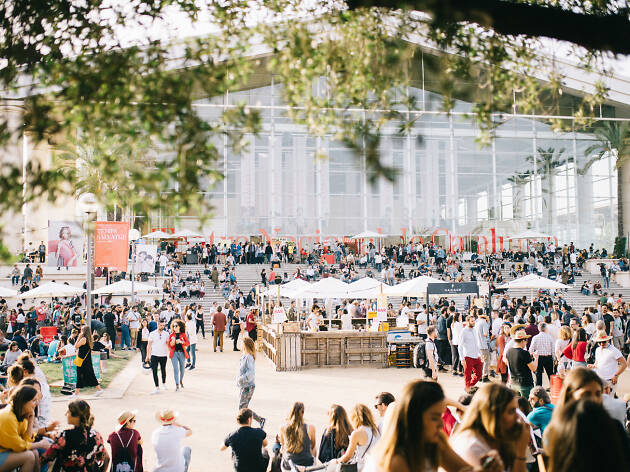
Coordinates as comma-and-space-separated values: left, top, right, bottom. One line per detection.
550, 375, 564, 404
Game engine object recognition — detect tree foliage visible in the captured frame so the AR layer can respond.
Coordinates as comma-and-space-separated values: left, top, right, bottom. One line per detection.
0, 0, 628, 252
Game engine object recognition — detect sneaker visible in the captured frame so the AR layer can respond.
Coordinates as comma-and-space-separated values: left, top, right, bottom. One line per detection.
150, 388, 160, 395
189, 366, 195, 370
180, 381, 184, 388
259, 417, 266, 429
175, 385, 180, 392
162, 385, 168, 391
94, 390, 104, 397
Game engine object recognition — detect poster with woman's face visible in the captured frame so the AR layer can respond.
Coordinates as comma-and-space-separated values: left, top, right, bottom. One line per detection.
134, 244, 157, 273
48, 220, 85, 267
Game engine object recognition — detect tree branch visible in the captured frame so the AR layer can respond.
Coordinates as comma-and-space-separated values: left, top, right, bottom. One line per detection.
346, 0, 630, 55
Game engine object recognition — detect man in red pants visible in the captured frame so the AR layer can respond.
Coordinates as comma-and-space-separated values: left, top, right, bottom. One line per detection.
458, 315, 483, 391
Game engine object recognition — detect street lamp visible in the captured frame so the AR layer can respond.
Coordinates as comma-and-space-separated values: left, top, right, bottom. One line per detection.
129, 228, 141, 305
78, 193, 98, 328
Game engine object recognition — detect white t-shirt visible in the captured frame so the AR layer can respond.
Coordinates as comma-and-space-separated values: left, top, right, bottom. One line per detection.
595, 344, 623, 380
148, 329, 169, 357
416, 311, 428, 335
425, 339, 439, 367
185, 319, 198, 345
152, 425, 188, 472
450, 430, 498, 470
63, 344, 76, 357
451, 321, 464, 345
128, 311, 140, 329
341, 312, 353, 330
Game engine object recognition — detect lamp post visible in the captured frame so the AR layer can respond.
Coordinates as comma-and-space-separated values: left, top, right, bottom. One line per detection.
129, 229, 141, 305
78, 193, 98, 328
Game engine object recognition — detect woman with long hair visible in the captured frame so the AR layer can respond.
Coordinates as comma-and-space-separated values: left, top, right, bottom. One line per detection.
41, 399, 110, 471
74, 325, 102, 396
0, 385, 51, 472
562, 328, 588, 368
554, 326, 572, 375
237, 337, 265, 427
450, 383, 530, 472
168, 319, 190, 391
496, 323, 511, 383
544, 399, 630, 472
554, 367, 603, 409
55, 226, 78, 268
318, 404, 353, 463
335, 404, 380, 471
370, 380, 496, 472
138, 318, 150, 367
280, 402, 316, 469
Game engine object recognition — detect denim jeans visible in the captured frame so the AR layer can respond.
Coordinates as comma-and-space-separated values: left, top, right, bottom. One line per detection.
120, 325, 131, 349
171, 350, 186, 385
182, 446, 191, 472
187, 344, 196, 367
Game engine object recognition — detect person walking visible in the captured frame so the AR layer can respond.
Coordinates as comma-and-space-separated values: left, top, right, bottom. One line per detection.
506, 329, 538, 399
74, 326, 103, 397
195, 307, 205, 339
528, 322, 554, 386
146, 320, 169, 395
185, 312, 197, 370
138, 318, 150, 367
474, 314, 491, 382
458, 315, 483, 392
231, 309, 242, 352
212, 306, 227, 352
246, 308, 258, 342
152, 409, 192, 472
237, 337, 266, 428
168, 319, 190, 392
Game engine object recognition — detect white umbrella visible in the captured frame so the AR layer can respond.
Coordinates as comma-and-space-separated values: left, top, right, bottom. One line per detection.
143, 230, 172, 239
262, 279, 311, 298
347, 277, 387, 299
351, 231, 386, 239
292, 277, 350, 299
496, 274, 568, 290
92, 279, 161, 296
384, 275, 446, 297
19, 282, 85, 299
172, 229, 204, 238
0, 286, 18, 297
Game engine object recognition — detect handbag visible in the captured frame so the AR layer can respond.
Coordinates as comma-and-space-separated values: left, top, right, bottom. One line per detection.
73, 353, 88, 367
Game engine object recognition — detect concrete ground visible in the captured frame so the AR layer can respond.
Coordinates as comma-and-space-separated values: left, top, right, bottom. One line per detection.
50, 336, 630, 472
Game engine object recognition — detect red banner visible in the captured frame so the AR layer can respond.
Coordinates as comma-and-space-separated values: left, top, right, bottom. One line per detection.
94, 221, 129, 271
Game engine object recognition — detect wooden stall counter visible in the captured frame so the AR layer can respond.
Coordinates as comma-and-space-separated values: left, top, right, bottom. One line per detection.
261, 324, 387, 371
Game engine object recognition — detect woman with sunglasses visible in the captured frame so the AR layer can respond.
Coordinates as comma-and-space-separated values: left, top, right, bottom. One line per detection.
108, 410, 143, 472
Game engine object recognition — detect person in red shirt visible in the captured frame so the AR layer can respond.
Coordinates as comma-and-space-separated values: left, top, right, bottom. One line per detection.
563, 328, 588, 368
212, 306, 227, 352
36, 301, 47, 326
246, 309, 259, 342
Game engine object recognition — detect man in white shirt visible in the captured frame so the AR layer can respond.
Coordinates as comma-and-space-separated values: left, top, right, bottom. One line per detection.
159, 253, 168, 276
416, 309, 428, 339
146, 320, 169, 394
474, 315, 491, 382
153, 409, 192, 472
458, 315, 482, 391
425, 326, 439, 380
128, 307, 140, 349
592, 332, 626, 389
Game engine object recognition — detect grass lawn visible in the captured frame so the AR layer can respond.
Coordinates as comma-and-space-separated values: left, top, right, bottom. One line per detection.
39, 353, 134, 396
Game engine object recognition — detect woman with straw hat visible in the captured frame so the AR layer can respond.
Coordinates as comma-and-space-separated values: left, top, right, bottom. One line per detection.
108, 410, 142, 472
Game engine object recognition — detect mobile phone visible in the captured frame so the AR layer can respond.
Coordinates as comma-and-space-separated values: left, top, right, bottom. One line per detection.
482, 456, 495, 470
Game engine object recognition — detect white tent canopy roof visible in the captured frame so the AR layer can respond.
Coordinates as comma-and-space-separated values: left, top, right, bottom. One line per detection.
19, 282, 85, 299
172, 229, 204, 238
509, 230, 553, 240
497, 274, 569, 290
92, 279, 161, 296
261, 279, 311, 297
292, 277, 350, 299
383, 275, 446, 297
143, 230, 173, 239
351, 231, 386, 239
0, 286, 18, 297
346, 277, 388, 299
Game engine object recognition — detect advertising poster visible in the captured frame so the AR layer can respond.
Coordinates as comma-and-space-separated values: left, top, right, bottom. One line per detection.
47, 220, 84, 268
62, 354, 102, 385
134, 243, 157, 274
94, 221, 129, 271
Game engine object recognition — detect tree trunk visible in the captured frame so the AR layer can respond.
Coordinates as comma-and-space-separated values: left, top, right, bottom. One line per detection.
618, 160, 630, 238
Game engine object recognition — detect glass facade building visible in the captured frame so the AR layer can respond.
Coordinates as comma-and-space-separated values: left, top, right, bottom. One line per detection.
153, 66, 629, 250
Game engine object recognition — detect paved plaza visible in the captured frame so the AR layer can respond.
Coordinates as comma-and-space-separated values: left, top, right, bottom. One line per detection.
49, 336, 630, 472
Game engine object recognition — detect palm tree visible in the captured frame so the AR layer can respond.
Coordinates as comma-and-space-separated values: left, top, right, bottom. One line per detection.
525, 147, 568, 231
582, 121, 630, 237
507, 170, 531, 220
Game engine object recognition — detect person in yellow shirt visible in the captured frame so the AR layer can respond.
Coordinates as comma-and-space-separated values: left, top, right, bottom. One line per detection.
0, 385, 51, 472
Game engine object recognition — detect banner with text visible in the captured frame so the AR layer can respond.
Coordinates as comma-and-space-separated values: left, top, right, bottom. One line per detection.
94, 221, 129, 271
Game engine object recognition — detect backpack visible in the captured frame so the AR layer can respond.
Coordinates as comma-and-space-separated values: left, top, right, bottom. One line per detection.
585, 341, 597, 365
413, 341, 427, 368
114, 431, 136, 472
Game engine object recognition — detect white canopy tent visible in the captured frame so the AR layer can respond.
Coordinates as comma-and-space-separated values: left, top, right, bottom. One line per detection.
143, 230, 173, 239
92, 279, 161, 296
346, 277, 387, 299
18, 282, 85, 299
497, 274, 569, 290
292, 277, 350, 299
262, 279, 312, 298
351, 231, 386, 239
172, 229, 204, 238
383, 275, 446, 297
0, 286, 18, 297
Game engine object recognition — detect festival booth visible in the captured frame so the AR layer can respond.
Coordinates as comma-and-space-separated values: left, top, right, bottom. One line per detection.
496, 273, 569, 298
18, 282, 85, 299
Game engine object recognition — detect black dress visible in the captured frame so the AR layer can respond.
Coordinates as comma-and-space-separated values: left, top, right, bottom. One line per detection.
76, 343, 99, 388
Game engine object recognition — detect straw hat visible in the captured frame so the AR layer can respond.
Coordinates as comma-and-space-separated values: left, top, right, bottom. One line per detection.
116, 410, 137, 430
156, 408, 178, 425
513, 329, 531, 341
510, 324, 526, 336
592, 332, 612, 343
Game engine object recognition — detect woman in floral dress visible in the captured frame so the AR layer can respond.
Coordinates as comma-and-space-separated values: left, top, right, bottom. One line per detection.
41, 400, 110, 472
